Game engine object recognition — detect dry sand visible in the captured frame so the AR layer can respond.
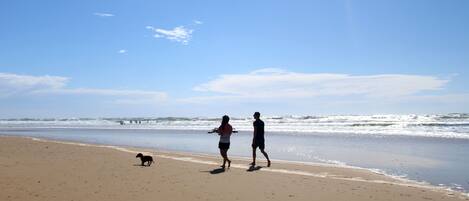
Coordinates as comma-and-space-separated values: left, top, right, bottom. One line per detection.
0, 136, 467, 201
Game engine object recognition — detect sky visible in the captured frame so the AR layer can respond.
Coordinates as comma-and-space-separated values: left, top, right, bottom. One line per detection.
1, 0, 469, 118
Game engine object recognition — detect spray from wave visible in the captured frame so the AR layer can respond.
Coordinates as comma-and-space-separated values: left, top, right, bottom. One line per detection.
1, 113, 469, 139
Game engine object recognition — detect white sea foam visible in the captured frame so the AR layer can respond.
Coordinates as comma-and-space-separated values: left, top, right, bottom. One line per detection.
2, 114, 469, 139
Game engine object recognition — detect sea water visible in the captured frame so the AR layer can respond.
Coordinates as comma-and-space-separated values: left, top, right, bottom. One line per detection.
1, 114, 469, 192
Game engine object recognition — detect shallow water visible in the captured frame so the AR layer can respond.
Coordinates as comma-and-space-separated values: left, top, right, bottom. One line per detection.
1, 127, 469, 192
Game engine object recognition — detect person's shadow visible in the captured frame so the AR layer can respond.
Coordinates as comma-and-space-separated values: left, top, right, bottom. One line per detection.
247, 165, 262, 172
201, 167, 226, 174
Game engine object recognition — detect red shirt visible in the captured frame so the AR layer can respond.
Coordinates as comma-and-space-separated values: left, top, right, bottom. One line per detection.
218, 124, 233, 143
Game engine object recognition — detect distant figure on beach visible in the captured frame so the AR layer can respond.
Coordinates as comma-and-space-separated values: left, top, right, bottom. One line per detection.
215, 115, 233, 169
251, 112, 271, 167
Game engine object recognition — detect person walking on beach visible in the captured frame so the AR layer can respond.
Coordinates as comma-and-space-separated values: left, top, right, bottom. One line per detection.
251, 112, 271, 167
215, 115, 233, 169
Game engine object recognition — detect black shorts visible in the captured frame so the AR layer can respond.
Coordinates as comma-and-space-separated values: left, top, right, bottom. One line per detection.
252, 141, 265, 150
218, 142, 230, 150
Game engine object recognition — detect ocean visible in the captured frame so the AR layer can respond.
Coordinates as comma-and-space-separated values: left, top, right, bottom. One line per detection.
1, 113, 468, 193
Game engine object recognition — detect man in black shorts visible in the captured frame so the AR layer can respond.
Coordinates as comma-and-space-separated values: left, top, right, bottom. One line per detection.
251, 112, 271, 167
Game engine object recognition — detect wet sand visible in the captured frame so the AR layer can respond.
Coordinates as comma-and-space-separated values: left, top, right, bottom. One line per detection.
0, 136, 467, 201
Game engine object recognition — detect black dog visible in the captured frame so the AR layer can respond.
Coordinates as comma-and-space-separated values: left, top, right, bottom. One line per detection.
136, 153, 154, 166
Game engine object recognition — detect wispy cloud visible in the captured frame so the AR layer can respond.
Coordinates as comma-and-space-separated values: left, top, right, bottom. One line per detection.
193, 20, 203, 25
118, 49, 127, 54
0, 73, 68, 97
0, 72, 167, 104
146, 25, 193, 45
40, 88, 167, 104
93, 12, 114, 17
183, 68, 450, 103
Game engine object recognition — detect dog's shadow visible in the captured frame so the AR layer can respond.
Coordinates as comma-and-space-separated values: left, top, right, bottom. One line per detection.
200, 167, 226, 174
247, 166, 262, 172
133, 164, 151, 167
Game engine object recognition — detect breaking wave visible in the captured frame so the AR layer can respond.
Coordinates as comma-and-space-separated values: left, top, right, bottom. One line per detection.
1, 113, 469, 139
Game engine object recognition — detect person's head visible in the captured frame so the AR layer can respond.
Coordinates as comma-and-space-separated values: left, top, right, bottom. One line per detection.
221, 115, 230, 127
253, 112, 261, 120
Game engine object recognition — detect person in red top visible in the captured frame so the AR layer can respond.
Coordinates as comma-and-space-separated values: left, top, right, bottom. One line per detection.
216, 115, 233, 169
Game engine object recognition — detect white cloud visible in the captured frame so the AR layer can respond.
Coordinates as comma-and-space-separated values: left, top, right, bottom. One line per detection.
400, 93, 469, 103
42, 88, 166, 100
118, 49, 127, 54
146, 25, 193, 45
93, 12, 114, 17
0, 72, 167, 104
0, 73, 68, 97
193, 20, 203, 25
186, 68, 449, 103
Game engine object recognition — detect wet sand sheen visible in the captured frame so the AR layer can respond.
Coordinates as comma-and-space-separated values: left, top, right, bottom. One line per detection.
0, 136, 467, 201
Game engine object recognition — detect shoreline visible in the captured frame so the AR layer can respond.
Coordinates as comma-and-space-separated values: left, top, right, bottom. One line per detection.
10, 136, 462, 191
1, 135, 468, 200
2, 126, 469, 140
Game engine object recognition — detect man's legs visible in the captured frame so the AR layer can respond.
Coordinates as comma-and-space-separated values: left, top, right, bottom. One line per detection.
251, 147, 257, 166
260, 148, 271, 167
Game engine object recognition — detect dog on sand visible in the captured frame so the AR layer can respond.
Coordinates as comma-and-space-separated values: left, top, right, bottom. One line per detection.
136, 153, 154, 166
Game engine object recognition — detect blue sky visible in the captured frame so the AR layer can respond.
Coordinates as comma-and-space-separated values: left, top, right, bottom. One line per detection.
1, 0, 468, 118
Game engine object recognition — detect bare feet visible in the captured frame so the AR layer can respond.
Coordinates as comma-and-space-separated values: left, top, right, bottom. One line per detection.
228, 160, 231, 168
250, 162, 255, 167
267, 160, 271, 167
220, 165, 226, 169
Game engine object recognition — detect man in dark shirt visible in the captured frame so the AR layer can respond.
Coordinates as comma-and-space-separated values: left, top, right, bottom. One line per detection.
251, 112, 271, 167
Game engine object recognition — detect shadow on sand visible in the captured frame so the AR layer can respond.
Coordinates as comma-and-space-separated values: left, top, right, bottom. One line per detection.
133, 164, 151, 167
201, 167, 226, 174
247, 166, 262, 172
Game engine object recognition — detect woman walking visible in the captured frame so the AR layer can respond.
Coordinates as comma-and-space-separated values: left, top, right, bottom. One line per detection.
215, 115, 233, 169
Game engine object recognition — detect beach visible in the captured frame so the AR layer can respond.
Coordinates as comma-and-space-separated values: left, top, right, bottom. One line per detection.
1, 136, 467, 201
2, 123, 469, 192
3, 0, 468, 200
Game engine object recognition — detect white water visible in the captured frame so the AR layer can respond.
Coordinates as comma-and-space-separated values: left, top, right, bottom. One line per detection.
1, 113, 469, 139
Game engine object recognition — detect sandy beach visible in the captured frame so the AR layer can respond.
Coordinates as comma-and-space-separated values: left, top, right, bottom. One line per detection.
0, 136, 467, 201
